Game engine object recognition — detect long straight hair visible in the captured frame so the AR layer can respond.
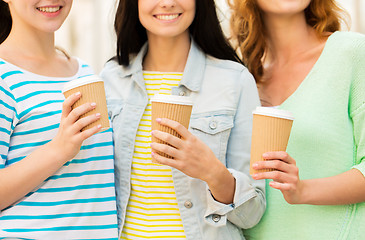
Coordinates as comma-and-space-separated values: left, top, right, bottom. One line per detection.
0, 1, 12, 44
114, 0, 241, 66
229, 0, 347, 82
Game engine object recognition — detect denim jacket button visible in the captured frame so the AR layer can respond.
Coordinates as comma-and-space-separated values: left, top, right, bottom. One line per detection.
209, 121, 217, 130
212, 214, 221, 222
184, 200, 193, 209
179, 91, 186, 96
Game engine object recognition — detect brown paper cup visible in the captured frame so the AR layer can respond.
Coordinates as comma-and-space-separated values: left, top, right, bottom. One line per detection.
62, 75, 110, 132
151, 94, 193, 163
250, 107, 294, 175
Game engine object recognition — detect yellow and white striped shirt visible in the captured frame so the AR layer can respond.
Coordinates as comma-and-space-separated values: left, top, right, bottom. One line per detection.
121, 72, 186, 239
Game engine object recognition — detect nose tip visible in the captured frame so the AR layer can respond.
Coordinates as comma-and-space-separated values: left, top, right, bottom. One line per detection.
159, 0, 176, 8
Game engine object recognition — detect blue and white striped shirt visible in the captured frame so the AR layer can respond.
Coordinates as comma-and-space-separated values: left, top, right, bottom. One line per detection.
0, 58, 118, 239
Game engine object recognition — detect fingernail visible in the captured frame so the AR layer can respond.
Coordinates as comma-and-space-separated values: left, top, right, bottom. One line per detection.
91, 102, 96, 107
97, 124, 102, 129
151, 152, 155, 156
75, 92, 81, 96
156, 118, 161, 123
262, 153, 269, 158
252, 174, 258, 178
151, 130, 155, 135
96, 113, 101, 118
252, 163, 258, 168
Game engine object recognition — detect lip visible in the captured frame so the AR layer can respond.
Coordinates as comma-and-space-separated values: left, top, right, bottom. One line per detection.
153, 13, 182, 22
36, 5, 63, 17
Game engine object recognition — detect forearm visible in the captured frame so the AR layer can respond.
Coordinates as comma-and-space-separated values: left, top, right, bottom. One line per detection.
299, 169, 365, 205
205, 163, 236, 204
0, 141, 67, 210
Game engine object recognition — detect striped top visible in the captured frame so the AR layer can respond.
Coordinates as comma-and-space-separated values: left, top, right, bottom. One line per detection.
0, 59, 118, 239
121, 72, 186, 239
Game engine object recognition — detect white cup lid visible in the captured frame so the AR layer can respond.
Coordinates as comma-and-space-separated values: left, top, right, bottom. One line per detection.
253, 106, 294, 120
151, 94, 193, 105
62, 75, 103, 93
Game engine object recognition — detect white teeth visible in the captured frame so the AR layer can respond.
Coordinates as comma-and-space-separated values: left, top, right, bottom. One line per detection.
156, 14, 179, 21
38, 7, 61, 13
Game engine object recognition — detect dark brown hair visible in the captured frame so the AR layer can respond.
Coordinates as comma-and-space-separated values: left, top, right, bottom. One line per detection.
0, 1, 12, 44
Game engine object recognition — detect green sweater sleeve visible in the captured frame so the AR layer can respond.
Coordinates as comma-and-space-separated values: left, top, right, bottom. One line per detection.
350, 33, 365, 176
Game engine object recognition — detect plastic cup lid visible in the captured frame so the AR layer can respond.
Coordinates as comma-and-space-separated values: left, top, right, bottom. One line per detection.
62, 75, 103, 93
151, 94, 193, 105
253, 106, 294, 120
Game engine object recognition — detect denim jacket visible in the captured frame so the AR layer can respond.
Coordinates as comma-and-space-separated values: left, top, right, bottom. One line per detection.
100, 40, 266, 239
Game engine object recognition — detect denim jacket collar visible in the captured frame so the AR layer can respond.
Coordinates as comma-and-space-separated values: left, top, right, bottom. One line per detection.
180, 39, 206, 92
121, 39, 206, 93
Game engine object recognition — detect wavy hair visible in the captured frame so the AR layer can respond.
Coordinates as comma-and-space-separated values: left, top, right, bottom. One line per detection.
229, 0, 348, 82
0, 1, 12, 44
114, 0, 241, 66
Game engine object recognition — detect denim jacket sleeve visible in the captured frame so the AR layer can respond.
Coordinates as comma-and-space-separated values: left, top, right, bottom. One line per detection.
203, 69, 266, 229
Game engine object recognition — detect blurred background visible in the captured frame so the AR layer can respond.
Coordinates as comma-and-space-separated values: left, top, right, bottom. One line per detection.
56, 0, 365, 74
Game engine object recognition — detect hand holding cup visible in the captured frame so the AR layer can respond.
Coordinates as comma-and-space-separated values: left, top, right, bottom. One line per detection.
150, 94, 193, 163
249, 107, 294, 175
62, 75, 110, 132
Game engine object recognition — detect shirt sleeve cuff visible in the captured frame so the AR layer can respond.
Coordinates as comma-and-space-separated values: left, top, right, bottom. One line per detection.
203, 169, 257, 220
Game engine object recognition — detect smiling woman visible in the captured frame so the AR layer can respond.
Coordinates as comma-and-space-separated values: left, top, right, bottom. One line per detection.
101, 0, 266, 239
0, 0, 118, 238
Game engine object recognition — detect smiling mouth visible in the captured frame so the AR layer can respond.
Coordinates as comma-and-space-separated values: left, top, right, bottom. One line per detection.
155, 13, 181, 21
37, 6, 62, 13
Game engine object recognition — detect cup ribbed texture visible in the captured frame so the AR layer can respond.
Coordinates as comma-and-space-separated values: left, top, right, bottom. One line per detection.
250, 114, 293, 174
63, 81, 110, 131
151, 101, 193, 163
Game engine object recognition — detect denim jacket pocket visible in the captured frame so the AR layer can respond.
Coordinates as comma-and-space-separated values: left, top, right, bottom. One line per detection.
189, 111, 235, 162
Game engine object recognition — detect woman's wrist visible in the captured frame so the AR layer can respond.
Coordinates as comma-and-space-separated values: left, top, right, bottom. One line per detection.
286, 179, 311, 205
43, 140, 70, 165
202, 157, 227, 186
204, 162, 236, 204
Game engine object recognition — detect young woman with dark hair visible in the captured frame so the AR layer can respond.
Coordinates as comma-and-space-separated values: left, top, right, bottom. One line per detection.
0, 0, 118, 238
229, 0, 365, 239
101, 0, 265, 239
114, 0, 241, 66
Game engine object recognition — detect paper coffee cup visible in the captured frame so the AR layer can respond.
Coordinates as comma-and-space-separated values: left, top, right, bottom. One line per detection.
151, 94, 193, 163
62, 75, 110, 132
250, 107, 294, 175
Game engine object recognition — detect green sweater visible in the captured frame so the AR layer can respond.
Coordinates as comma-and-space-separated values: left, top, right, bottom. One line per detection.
245, 31, 365, 240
